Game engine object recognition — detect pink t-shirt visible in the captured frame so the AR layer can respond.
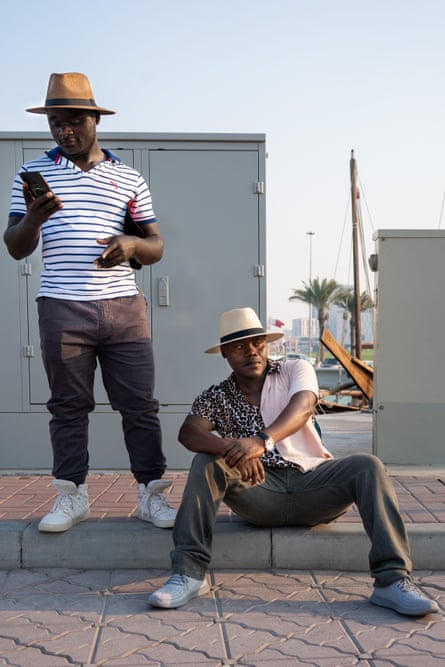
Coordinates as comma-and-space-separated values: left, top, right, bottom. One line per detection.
260, 360, 333, 472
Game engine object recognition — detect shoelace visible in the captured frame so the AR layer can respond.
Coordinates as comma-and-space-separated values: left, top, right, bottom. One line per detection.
139, 491, 165, 514
50, 493, 75, 515
165, 573, 187, 587
148, 492, 173, 512
397, 578, 423, 597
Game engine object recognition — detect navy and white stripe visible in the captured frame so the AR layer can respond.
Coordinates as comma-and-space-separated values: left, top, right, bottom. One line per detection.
9, 148, 157, 301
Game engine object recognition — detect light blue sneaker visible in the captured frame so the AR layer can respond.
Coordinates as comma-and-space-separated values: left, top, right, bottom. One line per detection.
370, 577, 439, 616
148, 573, 210, 608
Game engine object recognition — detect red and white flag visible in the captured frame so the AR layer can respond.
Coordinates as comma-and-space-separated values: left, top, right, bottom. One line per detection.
269, 318, 285, 328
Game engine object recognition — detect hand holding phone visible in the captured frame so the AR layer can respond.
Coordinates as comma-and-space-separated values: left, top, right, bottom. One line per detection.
20, 172, 51, 198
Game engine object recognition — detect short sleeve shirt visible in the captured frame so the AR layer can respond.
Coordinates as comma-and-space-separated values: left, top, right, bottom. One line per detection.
9, 148, 157, 301
190, 359, 333, 471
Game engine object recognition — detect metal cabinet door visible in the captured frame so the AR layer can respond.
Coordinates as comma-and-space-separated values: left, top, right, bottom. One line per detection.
148, 148, 264, 406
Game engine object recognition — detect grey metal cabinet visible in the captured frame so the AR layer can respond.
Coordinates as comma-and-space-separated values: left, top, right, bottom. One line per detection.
372, 229, 445, 464
0, 132, 266, 470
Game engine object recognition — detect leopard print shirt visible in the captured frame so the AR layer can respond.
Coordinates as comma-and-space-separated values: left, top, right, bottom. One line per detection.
190, 360, 300, 469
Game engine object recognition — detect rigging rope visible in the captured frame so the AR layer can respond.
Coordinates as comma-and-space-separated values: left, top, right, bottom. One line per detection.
358, 175, 376, 234
334, 193, 351, 282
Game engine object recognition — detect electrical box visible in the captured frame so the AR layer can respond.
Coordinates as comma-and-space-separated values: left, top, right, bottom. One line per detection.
0, 132, 267, 470
373, 229, 445, 464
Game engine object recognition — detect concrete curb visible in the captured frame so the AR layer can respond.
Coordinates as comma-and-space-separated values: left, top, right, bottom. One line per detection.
1, 520, 444, 571
0, 521, 23, 569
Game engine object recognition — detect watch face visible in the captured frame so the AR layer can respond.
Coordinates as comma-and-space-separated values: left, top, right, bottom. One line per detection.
258, 431, 274, 451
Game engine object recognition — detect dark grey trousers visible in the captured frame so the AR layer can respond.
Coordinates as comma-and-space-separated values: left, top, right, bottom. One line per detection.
37, 293, 166, 485
172, 452, 411, 586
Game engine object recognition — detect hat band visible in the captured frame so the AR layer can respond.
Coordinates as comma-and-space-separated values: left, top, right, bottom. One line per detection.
220, 327, 265, 344
45, 97, 98, 107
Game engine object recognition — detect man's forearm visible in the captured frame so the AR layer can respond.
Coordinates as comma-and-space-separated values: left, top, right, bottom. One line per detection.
3, 217, 40, 259
133, 235, 164, 266
178, 424, 230, 456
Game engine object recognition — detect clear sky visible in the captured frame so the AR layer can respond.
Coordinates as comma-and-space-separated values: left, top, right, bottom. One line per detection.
2, 0, 444, 324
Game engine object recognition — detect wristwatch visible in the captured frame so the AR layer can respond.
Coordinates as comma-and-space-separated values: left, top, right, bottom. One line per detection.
257, 431, 275, 452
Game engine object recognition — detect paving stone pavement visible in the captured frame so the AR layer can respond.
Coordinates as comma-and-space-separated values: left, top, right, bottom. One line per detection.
1, 412, 444, 665
0, 568, 444, 666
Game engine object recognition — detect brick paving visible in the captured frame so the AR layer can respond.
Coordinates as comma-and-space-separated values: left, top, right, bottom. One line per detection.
0, 469, 444, 525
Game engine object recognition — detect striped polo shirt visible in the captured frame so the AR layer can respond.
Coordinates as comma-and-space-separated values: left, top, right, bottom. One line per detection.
9, 148, 157, 301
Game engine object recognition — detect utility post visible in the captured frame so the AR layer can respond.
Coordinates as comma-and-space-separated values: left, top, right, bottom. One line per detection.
306, 231, 315, 358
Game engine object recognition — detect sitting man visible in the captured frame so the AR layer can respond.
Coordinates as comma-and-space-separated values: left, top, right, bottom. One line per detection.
148, 307, 438, 616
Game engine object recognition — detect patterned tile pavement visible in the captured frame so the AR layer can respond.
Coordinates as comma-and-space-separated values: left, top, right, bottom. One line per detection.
0, 568, 443, 666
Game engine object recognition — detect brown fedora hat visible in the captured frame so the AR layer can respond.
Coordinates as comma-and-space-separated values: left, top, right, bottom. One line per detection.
26, 72, 115, 115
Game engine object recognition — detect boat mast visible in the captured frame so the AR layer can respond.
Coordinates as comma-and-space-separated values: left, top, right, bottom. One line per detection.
350, 150, 362, 359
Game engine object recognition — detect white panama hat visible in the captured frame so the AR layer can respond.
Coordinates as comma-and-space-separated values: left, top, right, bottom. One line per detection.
205, 307, 284, 354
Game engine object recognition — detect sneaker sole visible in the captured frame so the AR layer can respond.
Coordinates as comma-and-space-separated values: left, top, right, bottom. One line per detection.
136, 513, 176, 529
370, 593, 439, 616
38, 510, 90, 533
151, 518, 176, 529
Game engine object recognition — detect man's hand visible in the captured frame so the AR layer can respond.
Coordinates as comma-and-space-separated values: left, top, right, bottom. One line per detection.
23, 184, 63, 227
224, 436, 264, 468
237, 458, 265, 485
3, 185, 63, 260
95, 235, 138, 268
224, 436, 266, 484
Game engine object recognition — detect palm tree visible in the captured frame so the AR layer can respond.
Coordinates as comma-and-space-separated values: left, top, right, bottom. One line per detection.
289, 277, 341, 362
334, 288, 374, 357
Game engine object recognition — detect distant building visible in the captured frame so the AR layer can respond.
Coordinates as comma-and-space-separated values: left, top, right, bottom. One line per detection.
287, 303, 374, 354
325, 304, 375, 349
291, 318, 319, 338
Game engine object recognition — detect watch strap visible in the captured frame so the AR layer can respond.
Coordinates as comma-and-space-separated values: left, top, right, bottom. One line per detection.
257, 431, 275, 451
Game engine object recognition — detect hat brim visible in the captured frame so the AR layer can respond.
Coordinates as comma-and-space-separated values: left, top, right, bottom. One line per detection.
205, 331, 284, 354
26, 104, 115, 115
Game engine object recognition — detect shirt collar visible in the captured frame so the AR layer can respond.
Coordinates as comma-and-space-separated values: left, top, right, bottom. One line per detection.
46, 147, 122, 163
267, 359, 281, 375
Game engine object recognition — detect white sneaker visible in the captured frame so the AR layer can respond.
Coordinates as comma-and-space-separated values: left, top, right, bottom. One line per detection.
370, 577, 439, 616
148, 573, 210, 608
38, 479, 90, 533
137, 480, 177, 528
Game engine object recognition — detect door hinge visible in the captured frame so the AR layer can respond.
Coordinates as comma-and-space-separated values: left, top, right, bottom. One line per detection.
254, 181, 264, 194
21, 263, 32, 276
23, 345, 34, 358
254, 265, 265, 277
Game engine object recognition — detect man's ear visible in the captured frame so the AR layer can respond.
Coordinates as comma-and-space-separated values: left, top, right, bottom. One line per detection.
95, 112, 101, 125
221, 349, 227, 359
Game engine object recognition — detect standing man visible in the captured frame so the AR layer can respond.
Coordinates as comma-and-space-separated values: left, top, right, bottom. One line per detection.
4, 73, 176, 533
148, 307, 438, 617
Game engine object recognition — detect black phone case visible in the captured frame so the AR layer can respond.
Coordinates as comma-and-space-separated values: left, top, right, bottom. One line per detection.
20, 172, 50, 198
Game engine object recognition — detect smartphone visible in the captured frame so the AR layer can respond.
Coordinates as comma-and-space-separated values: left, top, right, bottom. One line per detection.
20, 172, 51, 198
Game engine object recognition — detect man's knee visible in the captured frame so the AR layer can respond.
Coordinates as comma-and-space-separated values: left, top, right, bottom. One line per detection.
346, 452, 387, 479
188, 452, 223, 478
190, 452, 218, 468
